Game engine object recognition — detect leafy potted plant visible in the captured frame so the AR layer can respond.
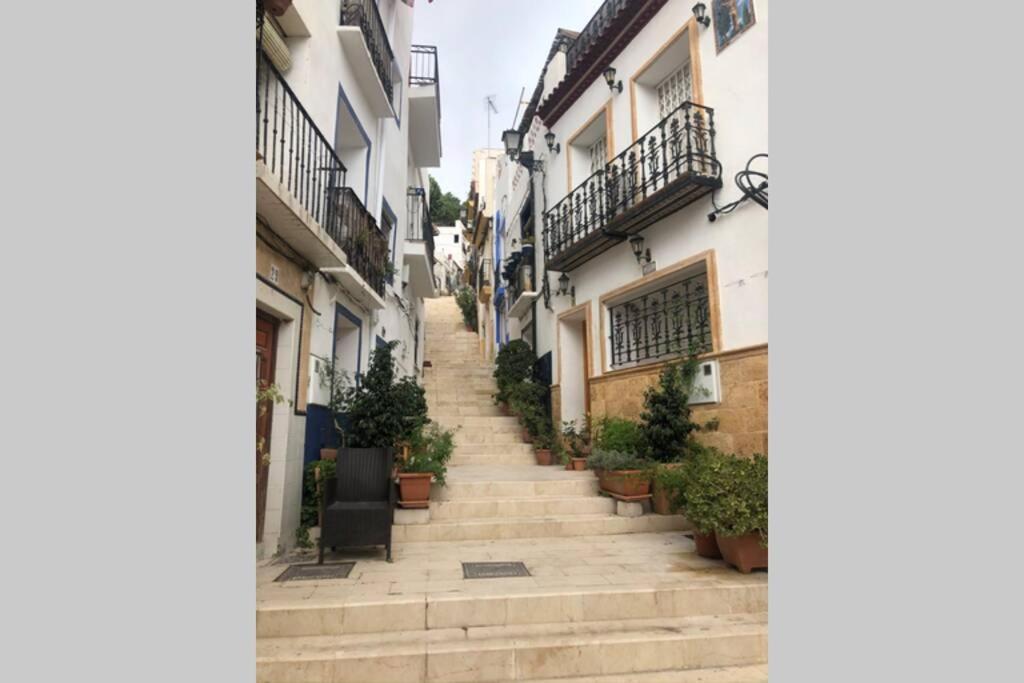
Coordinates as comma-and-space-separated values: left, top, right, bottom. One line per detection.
651, 463, 686, 515
493, 340, 536, 408
315, 360, 351, 462
339, 341, 428, 496
712, 453, 767, 573
587, 449, 653, 497
455, 286, 477, 331
532, 429, 556, 466
397, 423, 455, 505
638, 356, 706, 463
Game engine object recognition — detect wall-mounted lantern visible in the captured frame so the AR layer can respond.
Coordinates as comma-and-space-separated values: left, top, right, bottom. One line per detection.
603, 66, 623, 94
692, 3, 711, 28
545, 131, 560, 154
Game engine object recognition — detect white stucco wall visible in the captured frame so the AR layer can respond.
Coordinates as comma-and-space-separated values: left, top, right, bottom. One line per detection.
535, 0, 768, 381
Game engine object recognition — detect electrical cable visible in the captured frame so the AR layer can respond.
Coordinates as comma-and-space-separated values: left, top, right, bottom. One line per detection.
708, 153, 768, 222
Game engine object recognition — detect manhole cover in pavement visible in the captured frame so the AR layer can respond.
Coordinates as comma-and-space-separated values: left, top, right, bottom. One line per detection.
462, 562, 531, 579
274, 562, 355, 582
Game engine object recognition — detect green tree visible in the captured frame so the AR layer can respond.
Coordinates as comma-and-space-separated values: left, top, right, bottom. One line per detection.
429, 176, 462, 225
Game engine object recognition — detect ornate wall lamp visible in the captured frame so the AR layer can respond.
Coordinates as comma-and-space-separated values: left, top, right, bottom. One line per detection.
692, 3, 711, 28
603, 66, 623, 94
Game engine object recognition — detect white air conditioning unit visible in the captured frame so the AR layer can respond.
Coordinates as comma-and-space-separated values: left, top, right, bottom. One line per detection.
689, 359, 721, 405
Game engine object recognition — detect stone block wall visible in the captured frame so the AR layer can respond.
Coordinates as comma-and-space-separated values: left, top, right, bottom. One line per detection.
587, 346, 767, 457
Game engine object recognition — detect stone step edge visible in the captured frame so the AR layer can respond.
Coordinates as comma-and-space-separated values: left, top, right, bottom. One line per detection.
511, 664, 768, 683
257, 612, 768, 657
431, 495, 607, 505
398, 512, 666, 527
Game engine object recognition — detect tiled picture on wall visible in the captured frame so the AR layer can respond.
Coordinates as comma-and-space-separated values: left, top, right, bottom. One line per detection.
713, 0, 757, 53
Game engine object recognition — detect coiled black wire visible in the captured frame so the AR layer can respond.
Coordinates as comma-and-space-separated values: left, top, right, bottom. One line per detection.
709, 153, 768, 221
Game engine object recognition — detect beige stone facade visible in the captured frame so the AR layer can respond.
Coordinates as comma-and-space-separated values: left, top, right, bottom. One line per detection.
586, 345, 768, 457
256, 221, 315, 413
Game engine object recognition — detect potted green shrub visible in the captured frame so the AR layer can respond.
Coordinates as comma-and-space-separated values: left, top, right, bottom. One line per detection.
398, 423, 455, 506
339, 341, 428, 500
532, 429, 556, 466
561, 420, 590, 470
638, 355, 708, 463
651, 463, 686, 515
493, 340, 536, 407
587, 449, 653, 497
712, 453, 767, 573
455, 286, 477, 331
676, 447, 767, 570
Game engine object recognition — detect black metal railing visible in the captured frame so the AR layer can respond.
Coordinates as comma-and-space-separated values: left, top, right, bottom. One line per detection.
410, 44, 441, 120
257, 48, 348, 237
325, 187, 389, 297
407, 188, 436, 269
508, 257, 535, 306
565, 0, 629, 74
608, 270, 712, 367
341, 0, 395, 104
478, 257, 492, 287
543, 101, 719, 266
410, 45, 438, 86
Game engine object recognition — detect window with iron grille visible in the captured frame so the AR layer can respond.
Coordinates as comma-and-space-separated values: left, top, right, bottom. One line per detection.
607, 268, 712, 368
657, 63, 693, 118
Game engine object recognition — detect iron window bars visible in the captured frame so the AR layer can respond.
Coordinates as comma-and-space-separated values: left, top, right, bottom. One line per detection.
543, 101, 719, 268
608, 269, 712, 367
325, 187, 390, 297
340, 0, 396, 105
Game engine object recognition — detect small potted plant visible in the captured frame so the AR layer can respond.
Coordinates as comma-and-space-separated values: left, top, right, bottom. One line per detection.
397, 423, 455, 506
651, 463, 685, 515
533, 429, 556, 466
587, 449, 653, 497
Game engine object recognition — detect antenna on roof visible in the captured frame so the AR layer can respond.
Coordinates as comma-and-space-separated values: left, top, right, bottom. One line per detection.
485, 95, 498, 148
511, 86, 526, 129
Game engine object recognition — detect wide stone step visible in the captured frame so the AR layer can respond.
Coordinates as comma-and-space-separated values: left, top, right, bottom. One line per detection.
427, 405, 503, 416
257, 582, 767, 638
256, 613, 767, 682
392, 513, 689, 543
525, 665, 768, 683
449, 453, 537, 466
438, 478, 600, 500
450, 424, 523, 438
453, 436, 532, 449
430, 495, 615, 520
431, 415, 520, 429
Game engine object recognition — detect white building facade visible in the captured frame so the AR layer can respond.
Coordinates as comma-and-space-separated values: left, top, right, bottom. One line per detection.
255, 0, 442, 557
499, 0, 768, 457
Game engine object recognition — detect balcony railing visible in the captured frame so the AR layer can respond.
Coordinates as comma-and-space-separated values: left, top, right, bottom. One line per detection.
543, 101, 721, 272
407, 188, 436, 269
508, 257, 535, 308
340, 0, 395, 104
325, 187, 389, 297
608, 269, 712, 368
410, 44, 440, 119
257, 48, 348, 236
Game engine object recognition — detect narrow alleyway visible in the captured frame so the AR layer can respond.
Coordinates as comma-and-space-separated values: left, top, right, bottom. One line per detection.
255, 296, 767, 682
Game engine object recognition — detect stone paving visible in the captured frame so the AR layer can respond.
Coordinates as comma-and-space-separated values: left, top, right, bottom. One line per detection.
255, 297, 767, 682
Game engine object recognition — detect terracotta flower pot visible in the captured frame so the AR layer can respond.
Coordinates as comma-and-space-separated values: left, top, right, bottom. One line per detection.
571, 457, 587, 471
522, 428, 532, 442
651, 483, 673, 514
397, 473, 432, 505
499, 402, 510, 415
319, 448, 337, 462
600, 470, 651, 497
716, 532, 767, 573
534, 448, 553, 466
693, 531, 723, 559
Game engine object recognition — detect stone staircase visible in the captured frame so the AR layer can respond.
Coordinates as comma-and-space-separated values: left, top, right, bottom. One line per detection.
255, 296, 767, 682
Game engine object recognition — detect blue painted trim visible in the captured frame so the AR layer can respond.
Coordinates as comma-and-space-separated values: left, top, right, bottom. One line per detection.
382, 197, 398, 285
336, 83, 372, 202
376, 335, 388, 350
333, 302, 363, 387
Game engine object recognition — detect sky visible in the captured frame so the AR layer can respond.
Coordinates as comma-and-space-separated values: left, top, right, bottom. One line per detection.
411, 0, 604, 198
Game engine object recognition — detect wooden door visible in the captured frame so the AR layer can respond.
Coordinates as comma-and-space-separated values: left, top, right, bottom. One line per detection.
256, 312, 278, 543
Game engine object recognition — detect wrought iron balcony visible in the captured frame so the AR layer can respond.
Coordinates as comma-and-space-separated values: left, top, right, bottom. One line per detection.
609, 269, 712, 368
257, 47, 349, 261
507, 255, 539, 319
542, 101, 721, 272
477, 257, 492, 303
325, 186, 389, 297
340, 0, 395, 105
408, 44, 442, 167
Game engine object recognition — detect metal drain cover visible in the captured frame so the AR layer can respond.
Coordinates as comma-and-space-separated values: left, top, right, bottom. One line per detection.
462, 561, 530, 579
275, 562, 355, 582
